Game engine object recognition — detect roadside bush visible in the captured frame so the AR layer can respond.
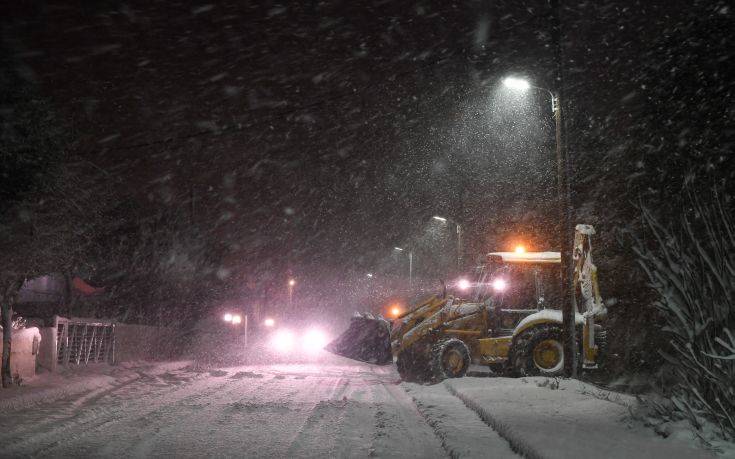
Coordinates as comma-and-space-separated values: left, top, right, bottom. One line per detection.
633, 194, 734, 440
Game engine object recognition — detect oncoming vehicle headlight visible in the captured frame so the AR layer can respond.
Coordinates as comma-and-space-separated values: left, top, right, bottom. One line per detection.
303, 329, 328, 354
271, 329, 295, 353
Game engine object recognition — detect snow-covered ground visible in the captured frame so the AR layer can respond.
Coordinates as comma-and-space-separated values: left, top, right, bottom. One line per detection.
0, 358, 720, 458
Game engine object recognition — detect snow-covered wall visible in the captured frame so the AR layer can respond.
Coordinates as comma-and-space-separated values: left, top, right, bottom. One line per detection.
0, 327, 42, 380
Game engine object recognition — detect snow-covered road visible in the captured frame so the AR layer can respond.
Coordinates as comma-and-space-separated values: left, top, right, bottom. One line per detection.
0, 359, 716, 458
0, 360, 453, 458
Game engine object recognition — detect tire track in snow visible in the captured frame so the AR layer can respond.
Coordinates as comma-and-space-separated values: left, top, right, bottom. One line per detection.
1, 369, 235, 456
121, 373, 276, 458
444, 381, 544, 459
284, 377, 355, 457
368, 366, 447, 459
0, 366, 200, 444
404, 382, 519, 459
124, 370, 350, 458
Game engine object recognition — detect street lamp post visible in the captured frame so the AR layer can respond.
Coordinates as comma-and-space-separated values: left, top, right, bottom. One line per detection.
502, 76, 578, 378
288, 278, 296, 311
432, 215, 463, 271
394, 247, 413, 287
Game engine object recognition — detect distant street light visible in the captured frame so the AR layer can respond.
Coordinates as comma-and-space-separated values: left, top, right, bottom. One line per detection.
432, 215, 463, 271
502, 72, 578, 377
394, 246, 413, 287
366, 273, 373, 278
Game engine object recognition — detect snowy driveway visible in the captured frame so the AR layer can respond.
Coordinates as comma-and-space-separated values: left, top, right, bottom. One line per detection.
0, 360, 713, 458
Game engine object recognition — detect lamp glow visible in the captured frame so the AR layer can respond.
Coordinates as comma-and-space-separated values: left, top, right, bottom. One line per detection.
231, 314, 242, 325
457, 278, 471, 291
223, 313, 233, 322
503, 77, 530, 91
514, 245, 526, 254
264, 318, 275, 327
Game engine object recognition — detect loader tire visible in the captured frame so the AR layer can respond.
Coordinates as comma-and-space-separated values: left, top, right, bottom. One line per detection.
511, 324, 571, 377
396, 346, 431, 383
430, 338, 471, 381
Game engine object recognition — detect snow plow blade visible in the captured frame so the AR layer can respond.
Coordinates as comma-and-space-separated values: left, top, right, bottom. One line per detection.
325, 313, 392, 365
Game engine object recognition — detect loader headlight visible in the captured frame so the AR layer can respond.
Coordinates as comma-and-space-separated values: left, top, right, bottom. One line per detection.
492, 278, 508, 292
456, 278, 471, 291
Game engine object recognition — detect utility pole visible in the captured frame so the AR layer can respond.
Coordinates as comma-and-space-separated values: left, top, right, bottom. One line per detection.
408, 250, 413, 287
456, 223, 462, 271
288, 278, 295, 312
550, 0, 578, 378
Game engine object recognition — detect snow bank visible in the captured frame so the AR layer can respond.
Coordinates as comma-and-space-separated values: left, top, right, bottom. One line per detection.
443, 377, 714, 459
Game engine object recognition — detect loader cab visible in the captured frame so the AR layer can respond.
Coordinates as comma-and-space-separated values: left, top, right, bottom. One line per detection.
474, 251, 562, 335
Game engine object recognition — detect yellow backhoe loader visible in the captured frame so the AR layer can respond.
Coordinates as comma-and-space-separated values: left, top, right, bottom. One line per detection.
326, 224, 607, 381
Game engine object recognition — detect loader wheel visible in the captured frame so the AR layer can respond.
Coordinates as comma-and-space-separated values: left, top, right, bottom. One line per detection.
431, 338, 471, 381
511, 324, 568, 377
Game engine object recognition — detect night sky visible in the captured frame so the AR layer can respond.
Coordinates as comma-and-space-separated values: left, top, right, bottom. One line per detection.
3, 0, 733, 320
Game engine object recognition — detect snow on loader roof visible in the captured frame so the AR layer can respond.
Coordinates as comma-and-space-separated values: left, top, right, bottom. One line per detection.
486, 251, 561, 264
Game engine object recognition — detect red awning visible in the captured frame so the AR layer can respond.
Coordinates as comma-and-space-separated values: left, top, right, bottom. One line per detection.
72, 277, 105, 296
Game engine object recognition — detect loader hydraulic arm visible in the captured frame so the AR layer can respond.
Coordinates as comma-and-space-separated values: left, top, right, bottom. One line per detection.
573, 224, 607, 369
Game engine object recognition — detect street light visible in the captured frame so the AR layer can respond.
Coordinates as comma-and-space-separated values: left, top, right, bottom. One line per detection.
394, 246, 413, 287
502, 74, 578, 377
432, 215, 463, 271
502, 76, 530, 90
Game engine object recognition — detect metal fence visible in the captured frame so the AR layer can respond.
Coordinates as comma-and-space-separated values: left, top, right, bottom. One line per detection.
55, 316, 115, 366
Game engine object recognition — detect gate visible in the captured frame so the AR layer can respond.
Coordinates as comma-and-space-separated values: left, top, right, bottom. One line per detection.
55, 316, 115, 366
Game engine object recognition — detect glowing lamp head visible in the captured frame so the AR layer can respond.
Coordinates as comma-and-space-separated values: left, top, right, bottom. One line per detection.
223, 313, 233, 322
231, 314, 242, 325
503, 77, 531, 91
390, 306, 401, 318
263, 318, 275, 327
303, 329, 328, 354
514, 245, 526, 254
288, 279, 296, 287
457, 278, 471, 291
492, 278, 508, 292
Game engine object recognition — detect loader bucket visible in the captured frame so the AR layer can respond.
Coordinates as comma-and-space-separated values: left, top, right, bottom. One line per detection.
325, 314, 392, 365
